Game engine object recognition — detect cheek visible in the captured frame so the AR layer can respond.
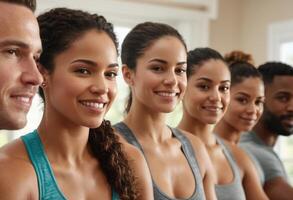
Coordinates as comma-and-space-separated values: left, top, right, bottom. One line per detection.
222, 94, 230, 108
179, 78, 187, 94
108, 82, 117, 102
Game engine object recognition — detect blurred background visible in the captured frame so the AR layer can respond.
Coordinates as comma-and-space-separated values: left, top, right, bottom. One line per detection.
1, 0, 293, 182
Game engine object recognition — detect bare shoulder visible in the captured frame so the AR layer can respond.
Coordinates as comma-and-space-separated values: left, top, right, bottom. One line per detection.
0, 139, 38, 199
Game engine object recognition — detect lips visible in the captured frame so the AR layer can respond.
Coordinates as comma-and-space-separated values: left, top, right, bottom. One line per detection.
240, 117, 257, 124
79, 99, 107, 113
155, 91, 178, 97
202, 105, 223, 112
10, 93, 34, 111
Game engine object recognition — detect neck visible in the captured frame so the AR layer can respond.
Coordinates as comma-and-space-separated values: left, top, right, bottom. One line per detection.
253, 121, 278, 147
177, 112, 216, 147
124, 102, 171, 144
214, 119, 240, 145
37, 108, 90, 165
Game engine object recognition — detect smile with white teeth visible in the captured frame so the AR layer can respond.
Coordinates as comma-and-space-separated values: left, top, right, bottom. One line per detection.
80, 101, 104, 109
15, 96, 30, 103
203, 106, 222, 112
156, 92, 177, 97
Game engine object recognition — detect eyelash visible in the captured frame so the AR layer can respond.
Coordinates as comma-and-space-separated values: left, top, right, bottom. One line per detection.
105, 71, 118, 79
4, 48, 20, 57
75, 68, 90, 75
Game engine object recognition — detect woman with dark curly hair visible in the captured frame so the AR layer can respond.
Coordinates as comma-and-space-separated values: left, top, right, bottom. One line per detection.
0, 8, 153, 200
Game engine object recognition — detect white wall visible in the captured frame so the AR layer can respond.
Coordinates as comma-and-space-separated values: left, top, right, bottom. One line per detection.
210, 0, 293, 65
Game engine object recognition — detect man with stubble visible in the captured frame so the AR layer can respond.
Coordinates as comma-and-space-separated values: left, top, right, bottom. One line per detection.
0, 0, 42, 130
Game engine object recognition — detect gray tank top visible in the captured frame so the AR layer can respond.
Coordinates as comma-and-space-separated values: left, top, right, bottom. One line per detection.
114, 122, 205, 200
215, 136, 246, 200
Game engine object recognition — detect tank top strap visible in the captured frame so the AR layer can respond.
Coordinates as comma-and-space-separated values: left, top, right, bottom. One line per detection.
21, 130, 66, 200
215, 135, 241, 181
114, 122, 144, 152
170, 127, 205, 200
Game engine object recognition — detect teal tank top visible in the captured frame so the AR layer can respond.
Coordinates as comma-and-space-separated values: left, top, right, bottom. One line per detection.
21, 130, 119, 200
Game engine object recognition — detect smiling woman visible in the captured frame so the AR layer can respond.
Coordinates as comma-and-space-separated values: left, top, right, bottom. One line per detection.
0, 7, 153, 200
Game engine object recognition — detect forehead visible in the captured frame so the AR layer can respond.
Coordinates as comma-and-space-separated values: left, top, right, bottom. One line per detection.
191, 59, 230, 82
267, 76, 293, 94
53, 30, 117, 65
139, 36, 186, 61
232, 77, 264, 96
0, 3, 41, 51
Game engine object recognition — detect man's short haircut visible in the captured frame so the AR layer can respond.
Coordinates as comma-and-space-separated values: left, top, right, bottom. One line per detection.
258, 61, 293, 85
0, 0, 36, 12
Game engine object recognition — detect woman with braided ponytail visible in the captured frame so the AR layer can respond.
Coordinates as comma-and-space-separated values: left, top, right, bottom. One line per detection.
0, 8, 153, 200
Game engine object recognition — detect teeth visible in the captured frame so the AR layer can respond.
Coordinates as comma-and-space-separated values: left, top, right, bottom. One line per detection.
157, 92, 176, 97
81, 101, 104, 109
16, 96, 30, 103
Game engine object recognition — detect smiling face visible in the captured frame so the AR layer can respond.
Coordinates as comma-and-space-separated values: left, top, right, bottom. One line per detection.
123, 36, 187, 113
183, 59, 231, 124
262, 76, 293, 136
42, 30, 118, 128
0, 3, 42, 130
222, 77, 265, 132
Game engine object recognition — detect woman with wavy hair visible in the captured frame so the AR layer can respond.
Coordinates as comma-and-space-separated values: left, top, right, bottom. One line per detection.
0, 8, 153, 200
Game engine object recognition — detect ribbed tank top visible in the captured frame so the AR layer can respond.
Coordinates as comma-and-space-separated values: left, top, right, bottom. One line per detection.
214, 136, 246, 200
21, 130, 119, 200
114, 122, 205, 200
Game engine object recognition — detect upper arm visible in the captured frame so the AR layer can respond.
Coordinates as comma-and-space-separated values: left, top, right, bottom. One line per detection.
264, 177, 293, 200
123, 143, 154, 200
0, 158, 38, 200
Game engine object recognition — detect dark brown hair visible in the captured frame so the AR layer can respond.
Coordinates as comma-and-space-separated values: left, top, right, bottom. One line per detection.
224, 50, 262, 87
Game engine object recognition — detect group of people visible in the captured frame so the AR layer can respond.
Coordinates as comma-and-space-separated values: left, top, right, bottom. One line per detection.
0, 0, 292, 200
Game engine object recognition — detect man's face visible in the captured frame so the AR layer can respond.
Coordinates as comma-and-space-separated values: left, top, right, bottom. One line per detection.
262, 76, 293, 136
0, 3, 42, 130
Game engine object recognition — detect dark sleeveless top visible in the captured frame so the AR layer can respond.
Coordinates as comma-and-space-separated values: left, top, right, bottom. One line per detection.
114, 122, 205, 200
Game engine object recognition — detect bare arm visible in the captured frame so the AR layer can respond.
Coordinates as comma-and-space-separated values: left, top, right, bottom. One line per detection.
231, 146, 268, 200
0, 156, 38, 200
264, 177, 293, 200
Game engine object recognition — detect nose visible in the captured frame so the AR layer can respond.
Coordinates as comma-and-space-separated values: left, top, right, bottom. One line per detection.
288, 98, 293, 112
89, 77, 109, 95
163, 71, 177, 86
246, 103, 258, 115
209, 88, 221, 102
21, 57, 43, 86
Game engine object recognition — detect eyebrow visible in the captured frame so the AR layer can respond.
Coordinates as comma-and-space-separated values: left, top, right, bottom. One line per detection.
0, 40, 42, 54
71, 59, 119, 68
148, 58, 186, 66
197, 77, 231, 83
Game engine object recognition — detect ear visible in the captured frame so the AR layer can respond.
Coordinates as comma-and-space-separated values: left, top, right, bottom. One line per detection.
38, 63, 50, 86
122, 64, 134, 86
